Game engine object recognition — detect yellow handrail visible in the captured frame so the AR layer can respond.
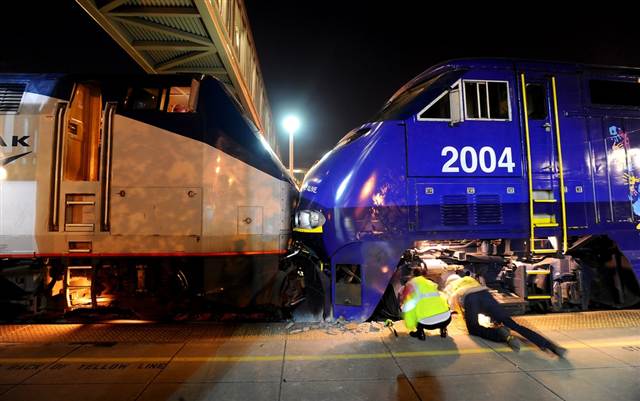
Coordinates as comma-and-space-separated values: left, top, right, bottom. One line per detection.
551, 76, 568, 253
520, 73, 536, 250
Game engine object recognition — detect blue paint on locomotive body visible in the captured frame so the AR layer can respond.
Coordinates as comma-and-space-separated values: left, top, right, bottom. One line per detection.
297, 59, 640, 321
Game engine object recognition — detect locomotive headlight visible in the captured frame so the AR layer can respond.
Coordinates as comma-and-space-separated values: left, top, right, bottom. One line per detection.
294, 210, 326, 231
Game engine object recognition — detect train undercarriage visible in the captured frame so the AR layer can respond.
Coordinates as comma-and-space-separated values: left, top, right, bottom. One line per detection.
279, 235, 640, 321
0, 256, 284, 321
1, 235, 639, 322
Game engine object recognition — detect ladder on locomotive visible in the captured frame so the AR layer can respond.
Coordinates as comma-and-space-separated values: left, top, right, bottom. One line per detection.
520, 73, 568, 256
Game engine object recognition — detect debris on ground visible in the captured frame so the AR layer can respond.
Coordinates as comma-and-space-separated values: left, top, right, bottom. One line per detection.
286, 320, 393, 336
345, 322, 358, 331
369, 322, 382, 332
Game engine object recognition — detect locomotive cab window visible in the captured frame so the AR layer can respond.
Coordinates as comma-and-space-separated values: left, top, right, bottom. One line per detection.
417, 81, 461, 121
464, 80, 510, 120
124, 87, 161, 111
167, 79, 200, 113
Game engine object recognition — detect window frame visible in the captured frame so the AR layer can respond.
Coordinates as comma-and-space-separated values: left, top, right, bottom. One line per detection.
524, 82, 548, 120
416, 80, 463, 122
462, 79, 512, 122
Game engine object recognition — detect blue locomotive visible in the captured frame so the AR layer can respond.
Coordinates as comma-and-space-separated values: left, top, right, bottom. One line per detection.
284, 59, 640, 321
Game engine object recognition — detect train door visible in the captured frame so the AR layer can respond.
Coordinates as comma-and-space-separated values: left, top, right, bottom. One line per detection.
46, 82, 108, 308
49, 83, 105, 238
518, 72, 567, 253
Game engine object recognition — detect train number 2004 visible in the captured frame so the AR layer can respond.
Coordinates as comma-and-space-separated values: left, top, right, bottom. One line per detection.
441, 146, 516, 173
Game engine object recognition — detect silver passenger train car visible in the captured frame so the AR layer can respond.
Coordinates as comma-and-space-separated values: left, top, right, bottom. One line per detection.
0, 74, 296, 318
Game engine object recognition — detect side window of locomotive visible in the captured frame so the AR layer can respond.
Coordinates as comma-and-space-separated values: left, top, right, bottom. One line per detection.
464, 81, 510, 120
167, 80, 200, 113
417, 82, 460, 121
124, 87, 161, 111
525, 83, 548, 120
589, 79, 640, 107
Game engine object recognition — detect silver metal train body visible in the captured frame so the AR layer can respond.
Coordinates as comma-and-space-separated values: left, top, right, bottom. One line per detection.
0, 74, 296, 318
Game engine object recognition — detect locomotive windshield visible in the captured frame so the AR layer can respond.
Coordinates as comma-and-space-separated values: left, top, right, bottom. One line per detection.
374, 69, 464, 121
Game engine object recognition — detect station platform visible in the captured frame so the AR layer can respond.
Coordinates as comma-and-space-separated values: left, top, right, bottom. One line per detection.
0, 310, 637, 401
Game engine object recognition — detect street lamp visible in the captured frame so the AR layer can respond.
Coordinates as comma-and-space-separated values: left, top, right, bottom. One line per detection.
283, 115, 300, 176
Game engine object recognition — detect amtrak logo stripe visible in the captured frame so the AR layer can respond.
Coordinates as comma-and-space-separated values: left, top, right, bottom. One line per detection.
0, 151, 32, 167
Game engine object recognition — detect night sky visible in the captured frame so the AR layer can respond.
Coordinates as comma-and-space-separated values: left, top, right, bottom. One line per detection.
1, 1, 639, 169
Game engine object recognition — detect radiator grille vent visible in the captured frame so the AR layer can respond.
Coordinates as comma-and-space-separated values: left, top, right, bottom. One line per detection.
474, 195, 503, 225
0, 83, 26, 114
441, 195, 469, 226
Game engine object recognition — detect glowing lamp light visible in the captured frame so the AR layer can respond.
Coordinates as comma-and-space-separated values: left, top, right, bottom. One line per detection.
283, 115, 301, 135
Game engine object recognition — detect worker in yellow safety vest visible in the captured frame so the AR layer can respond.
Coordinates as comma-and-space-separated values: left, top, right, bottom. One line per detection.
444, 273, 566, 357
400, 266, 451, 340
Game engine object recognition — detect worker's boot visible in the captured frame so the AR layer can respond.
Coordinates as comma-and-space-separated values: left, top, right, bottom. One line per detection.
497, 326, 511, 339
506, 335, 521, 352
439, 327, 447, 338
497, 326, 520, 352
409, 329, 426, 341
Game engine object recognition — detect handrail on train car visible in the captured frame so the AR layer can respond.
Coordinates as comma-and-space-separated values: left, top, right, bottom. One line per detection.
551, 77, 569, 253
519, 73, 536, 251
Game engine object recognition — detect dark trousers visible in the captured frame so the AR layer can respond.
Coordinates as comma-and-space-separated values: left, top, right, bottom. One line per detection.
417, 316, 452, 333
463, 290, 553, 350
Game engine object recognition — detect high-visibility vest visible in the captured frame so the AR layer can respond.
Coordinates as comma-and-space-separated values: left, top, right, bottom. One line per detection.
402, 276, 450, 331
445, 276, 483, 314
447, 276, 481, 295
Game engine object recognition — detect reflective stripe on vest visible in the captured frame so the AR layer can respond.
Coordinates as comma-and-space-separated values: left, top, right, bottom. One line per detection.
401, 291, 441, 312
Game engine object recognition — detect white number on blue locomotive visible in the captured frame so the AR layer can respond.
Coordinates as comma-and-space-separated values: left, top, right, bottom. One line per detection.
441, 146, 515, 173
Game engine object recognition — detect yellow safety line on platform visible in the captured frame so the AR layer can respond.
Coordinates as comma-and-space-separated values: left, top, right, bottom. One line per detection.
0, 339, 637, 364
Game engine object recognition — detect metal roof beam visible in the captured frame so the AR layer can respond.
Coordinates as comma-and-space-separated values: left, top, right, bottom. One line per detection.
154, 50, 213, 72
108, 7, 201, 18
112, 16, 213, 47
164, 67, 227, 75
76, 0, 156, 73
99, 0, 129, 13
132, 40, 210, 51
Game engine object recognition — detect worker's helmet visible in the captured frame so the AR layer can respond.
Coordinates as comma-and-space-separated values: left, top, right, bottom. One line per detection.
445, 274, 461, 286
